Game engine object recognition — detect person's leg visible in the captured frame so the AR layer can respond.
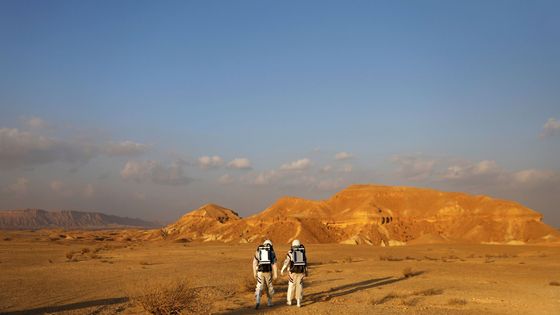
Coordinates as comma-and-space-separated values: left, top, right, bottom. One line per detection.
286, 272, 295, 305
295, 273, 304, 307
265, 272, 274, 306
255, 272, 264, 308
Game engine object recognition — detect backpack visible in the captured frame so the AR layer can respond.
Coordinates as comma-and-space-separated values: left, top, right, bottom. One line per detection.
257, 245, 274, 266
289, 245, 306, 273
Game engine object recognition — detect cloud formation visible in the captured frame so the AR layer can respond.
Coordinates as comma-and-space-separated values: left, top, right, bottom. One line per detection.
391, 154, 436, 181
227, 158, 252, 169
540, 117, 560, 138
218, 174, 234, 185
0, 126, 149, 169
280, 158, 312, 171
121, 160, 192, 186
104, 141, 149, 156
335, 152, 353, 160
198, 155, 224, 169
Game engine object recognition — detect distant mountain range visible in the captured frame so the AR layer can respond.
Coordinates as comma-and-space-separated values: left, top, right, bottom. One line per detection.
0, 209, 159, 230
160, 184, 560, 245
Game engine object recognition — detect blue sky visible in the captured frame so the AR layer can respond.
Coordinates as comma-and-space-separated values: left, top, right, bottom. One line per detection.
1, 1, 559, 226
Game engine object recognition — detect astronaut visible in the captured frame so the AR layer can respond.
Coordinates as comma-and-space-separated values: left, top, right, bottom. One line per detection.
281, 239, 308, 307
252, 239, 277, 309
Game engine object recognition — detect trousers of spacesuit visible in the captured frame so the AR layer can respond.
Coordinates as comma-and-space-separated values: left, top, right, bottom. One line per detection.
287, 272, 304, 304
255, 271, 274, 305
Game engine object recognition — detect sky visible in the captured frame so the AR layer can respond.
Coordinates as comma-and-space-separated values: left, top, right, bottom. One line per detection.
1, 1, 559, 226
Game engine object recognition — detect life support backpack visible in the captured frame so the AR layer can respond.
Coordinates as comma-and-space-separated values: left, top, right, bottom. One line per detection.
289, 245, 307, 273
257, 245, 274, 266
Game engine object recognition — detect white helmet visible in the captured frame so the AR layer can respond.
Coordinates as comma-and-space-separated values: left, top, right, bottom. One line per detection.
291, 239, 301, 247
263, 239, 273, 247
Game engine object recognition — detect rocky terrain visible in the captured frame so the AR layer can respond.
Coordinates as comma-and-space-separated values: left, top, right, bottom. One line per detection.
160, 184, 560, 246
0, 209, 159, 230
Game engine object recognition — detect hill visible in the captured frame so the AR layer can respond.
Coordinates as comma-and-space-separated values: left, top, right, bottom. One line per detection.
0, 209, 159, 230
161, 184, 560, 245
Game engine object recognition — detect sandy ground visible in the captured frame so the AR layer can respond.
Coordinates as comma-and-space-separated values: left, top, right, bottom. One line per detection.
0, 230, 559, 315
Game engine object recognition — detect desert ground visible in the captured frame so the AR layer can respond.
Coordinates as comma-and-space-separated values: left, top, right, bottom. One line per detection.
0, 230, 559, 315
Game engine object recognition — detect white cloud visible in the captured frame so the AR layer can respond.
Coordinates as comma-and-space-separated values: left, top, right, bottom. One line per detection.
121, 160, 192, 186
340, 164, 353, 173
316, 178, 344, 191
218, 174, 234, 185
0, 125, 149, 169
4, 177, 29, 197
83, 184, 95, 198
253, 170, 280, 185
50, 180, 74, 197
443, 160, 502, 180
335, 152, 353, 160
23, 117, 48, 130
198, 155, 224, 169
280, 158, 312, 171
227, 158, 252, 170
321, 165, 333, 173
104, 141, 149, 156
512, 169, 557, 186
540, 117, 560, 138
391, 154, 436, 181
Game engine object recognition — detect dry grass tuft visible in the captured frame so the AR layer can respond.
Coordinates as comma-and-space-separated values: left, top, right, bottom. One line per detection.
414, 288, 444, 296
65, 250, 78, 261
342, 256, 353, 263
549, 281, 560, 286
402, 296, 423, 306
379, 255, 404, 261
130, 279, 197, 315
448, 298, 468, 305
371, 292, 400, 305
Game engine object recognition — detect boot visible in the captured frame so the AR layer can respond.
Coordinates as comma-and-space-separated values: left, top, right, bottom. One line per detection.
286, 299, 292, 306
297, 299, 301, 307
267, 297, 273, 307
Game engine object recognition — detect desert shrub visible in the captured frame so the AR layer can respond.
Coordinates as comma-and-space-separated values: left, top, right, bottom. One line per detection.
342, 256, 353, 263
448, 298, 467, 305
414, 288, 443, 296
549, 281, 560, 286
131, 279, 196, 315
81, 247, 91, 254
370, 292, 400, 305
237, 274, 255, 293
379, 255, 403, 261
402, 297, 422, 306
65, 250, 78, 260
402, 267, 423, 278
3, 237, 12, 241
140, 261, 152, 266
174, 238, 190, 243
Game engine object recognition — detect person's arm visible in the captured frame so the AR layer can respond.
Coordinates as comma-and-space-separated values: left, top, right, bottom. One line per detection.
281, 252, 291, 275
252, 252, 258, 278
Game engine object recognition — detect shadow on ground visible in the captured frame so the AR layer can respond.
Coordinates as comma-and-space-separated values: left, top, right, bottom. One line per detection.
219, 273, 421, 314
0, 297, 129, 315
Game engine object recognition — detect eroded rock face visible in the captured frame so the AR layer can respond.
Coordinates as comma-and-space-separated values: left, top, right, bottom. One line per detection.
161, 185, 560, 245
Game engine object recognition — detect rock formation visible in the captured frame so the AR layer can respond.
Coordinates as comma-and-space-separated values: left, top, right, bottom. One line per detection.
161, 184, 560, 245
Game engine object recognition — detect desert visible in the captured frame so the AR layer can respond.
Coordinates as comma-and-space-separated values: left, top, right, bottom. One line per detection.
1, 185, 559, 314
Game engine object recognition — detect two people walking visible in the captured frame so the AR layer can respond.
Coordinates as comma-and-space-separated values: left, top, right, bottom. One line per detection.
252, 239, 308, 309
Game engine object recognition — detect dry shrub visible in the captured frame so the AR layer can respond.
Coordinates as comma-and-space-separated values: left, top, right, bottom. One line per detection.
414, 288, 443, 296
448, 298, 467, 305
3, 237, 12, 241
371, 292, 400, 305
550, 281, 560, 286
402, 296, 423, 306
342, 256, 353, 263
402, 267, 422, 278
130, 279, 197, 315
379, 255, 403, 262
65, 250, 78, 261
237, 274, 255, 293
81, 247, 91, 254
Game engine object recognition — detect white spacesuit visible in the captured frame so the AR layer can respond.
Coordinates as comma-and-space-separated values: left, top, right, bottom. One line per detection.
252, 239, 277, 309
281, 239, 308, 307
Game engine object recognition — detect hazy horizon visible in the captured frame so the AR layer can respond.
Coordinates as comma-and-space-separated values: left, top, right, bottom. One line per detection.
1, 1, 559, 227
